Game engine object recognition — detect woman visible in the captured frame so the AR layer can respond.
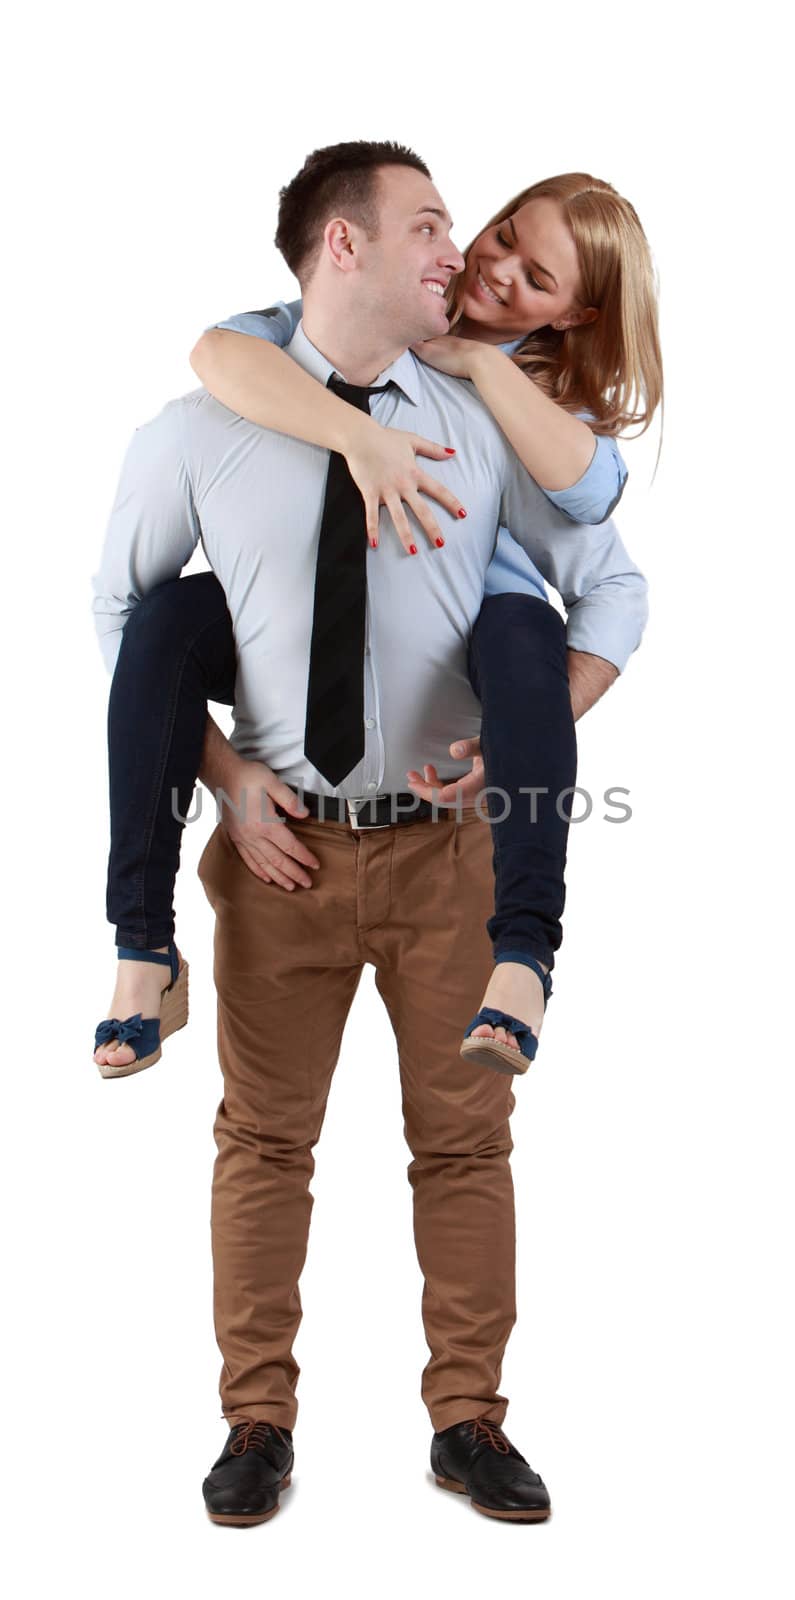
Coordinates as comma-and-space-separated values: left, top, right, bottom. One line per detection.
93, 172, 661, 1080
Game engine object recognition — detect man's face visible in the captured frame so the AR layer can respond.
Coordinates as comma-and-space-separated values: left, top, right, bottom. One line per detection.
357, 167, 465, 343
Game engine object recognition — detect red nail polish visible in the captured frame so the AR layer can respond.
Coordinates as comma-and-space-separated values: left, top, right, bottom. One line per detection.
435, 537, 444, 547
457, 509, 467, 519
444, 447, 456, 455
409, 544, 418, 555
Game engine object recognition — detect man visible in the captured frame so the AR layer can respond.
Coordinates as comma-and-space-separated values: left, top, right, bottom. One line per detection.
93, 141, 647, 1525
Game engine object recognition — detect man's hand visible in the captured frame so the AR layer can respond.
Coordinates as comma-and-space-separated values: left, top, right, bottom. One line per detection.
217, 759, 321, 890
406, 736, 484, 809
406, 648, 618, 811
199, 716, 320, 890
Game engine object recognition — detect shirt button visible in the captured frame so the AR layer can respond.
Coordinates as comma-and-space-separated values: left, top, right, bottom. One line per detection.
364, 717, 376, 729
366, 781, 378, 792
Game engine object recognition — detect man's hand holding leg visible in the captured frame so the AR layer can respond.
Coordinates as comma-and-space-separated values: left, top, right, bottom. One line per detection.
406, 646, 619, 809
406, 738, 485, 809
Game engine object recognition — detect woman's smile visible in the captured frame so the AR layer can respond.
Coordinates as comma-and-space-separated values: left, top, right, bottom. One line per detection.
474, 268, 506, 306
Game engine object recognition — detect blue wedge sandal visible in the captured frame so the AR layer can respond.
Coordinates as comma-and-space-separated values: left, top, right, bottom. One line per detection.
460, 951, 553, 1076
94, 943, 189, 1080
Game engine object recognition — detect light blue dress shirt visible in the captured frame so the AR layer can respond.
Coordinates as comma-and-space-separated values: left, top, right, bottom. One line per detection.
93, 322, 648, 799
211, 302, 629, 608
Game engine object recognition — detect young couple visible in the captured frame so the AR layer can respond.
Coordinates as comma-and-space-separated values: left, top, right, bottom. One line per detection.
91, 141, 661, 1525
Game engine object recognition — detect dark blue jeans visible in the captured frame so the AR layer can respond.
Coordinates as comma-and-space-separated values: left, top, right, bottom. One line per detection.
468, 593, 577, 969
107, 575, 577, 970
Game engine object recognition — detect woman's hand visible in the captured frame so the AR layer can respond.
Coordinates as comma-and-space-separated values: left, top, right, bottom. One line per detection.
218, 757, 321, 890
406, 736, 484, 810
344, 420, 467, 554
410, 334, 484, 380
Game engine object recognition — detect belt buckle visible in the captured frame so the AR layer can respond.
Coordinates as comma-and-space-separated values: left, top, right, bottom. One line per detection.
346, 796, 391, 831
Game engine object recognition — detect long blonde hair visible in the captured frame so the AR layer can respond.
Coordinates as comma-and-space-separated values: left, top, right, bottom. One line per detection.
450, 173, 663, 439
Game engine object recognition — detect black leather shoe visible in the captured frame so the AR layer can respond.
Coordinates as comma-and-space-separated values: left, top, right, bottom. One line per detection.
431, 1416, 551, 1522
203, 1420, 294, 1526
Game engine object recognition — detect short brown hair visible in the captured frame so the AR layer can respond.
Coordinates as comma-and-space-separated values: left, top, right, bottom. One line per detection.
275, 140, 431, 284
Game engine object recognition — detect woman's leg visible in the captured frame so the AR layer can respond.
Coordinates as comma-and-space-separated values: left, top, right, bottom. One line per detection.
466, 593, 577, 1049
106, 571, 236, 947
95, 572, 236, 1067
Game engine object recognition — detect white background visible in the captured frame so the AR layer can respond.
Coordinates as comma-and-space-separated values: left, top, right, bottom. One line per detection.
2, 1, 792, 1595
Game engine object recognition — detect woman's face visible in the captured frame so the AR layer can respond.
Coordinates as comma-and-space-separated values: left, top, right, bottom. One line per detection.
457, 196, 596, 342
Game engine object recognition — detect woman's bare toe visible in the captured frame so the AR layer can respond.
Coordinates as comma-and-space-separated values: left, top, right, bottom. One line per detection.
94, 945, 172, 1068
94, 1040, 136, 1067
470, 1022, 520, 1048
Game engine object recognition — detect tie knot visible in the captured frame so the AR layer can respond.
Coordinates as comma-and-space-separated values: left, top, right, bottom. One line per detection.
327, 374, 391, 413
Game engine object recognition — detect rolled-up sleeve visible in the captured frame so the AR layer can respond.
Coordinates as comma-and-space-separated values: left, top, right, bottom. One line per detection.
556, 527, 649, 670
91, 399, 201, 674
543, 431, 628, 525
207, 300, 303, 347
500, 453, 648, 673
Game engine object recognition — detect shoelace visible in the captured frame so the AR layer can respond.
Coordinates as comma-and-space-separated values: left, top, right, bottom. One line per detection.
230, 1420, 289, 1456
469, 1417, 511, 1454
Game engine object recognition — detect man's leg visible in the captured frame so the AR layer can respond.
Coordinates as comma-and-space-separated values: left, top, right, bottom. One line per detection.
362, 811, 517, 1432
198, 819, 364, 1431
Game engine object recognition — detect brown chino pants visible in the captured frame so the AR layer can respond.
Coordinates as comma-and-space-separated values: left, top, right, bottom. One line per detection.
197, 807, 517, 1434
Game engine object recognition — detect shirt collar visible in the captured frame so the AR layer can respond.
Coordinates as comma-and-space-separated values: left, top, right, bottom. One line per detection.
286, 322, 422, 406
